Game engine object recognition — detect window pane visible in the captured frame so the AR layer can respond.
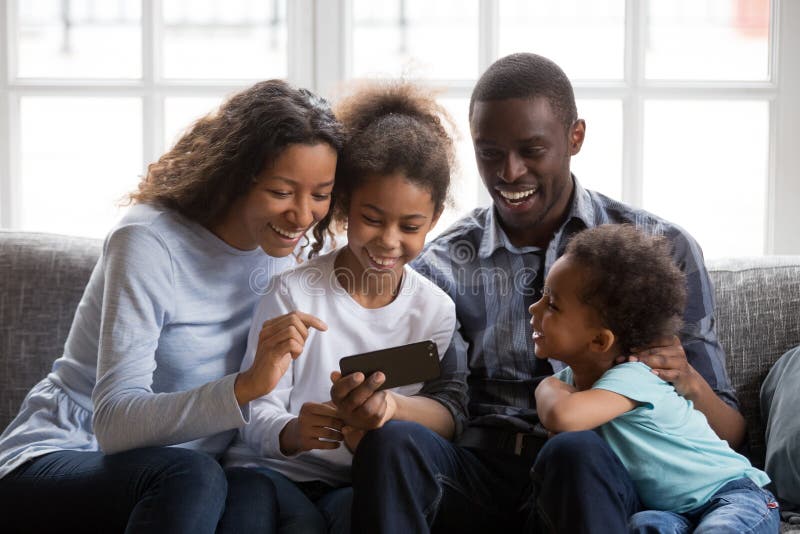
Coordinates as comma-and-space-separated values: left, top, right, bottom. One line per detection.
498, 0, 625, 80
164, 96, 226, 149
17, 0, 141, 78
572, 99, 622, 200
352, 0, 479, 80
645, 0, 770, 80
436, 97, 482, 237
20, 98, 143, 237
163, 0, 287, 79
643, 100, 768, 258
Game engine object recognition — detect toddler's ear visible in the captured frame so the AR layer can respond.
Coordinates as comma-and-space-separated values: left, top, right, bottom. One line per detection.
590, 328, 616, 354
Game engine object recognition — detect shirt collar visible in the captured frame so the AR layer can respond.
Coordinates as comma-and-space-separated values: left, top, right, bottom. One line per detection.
566, 176, 596, 230
478, 175, 595, 259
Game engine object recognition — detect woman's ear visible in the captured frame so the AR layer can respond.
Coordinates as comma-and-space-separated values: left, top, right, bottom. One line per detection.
430, 208, 443, 230
590, 328, 616, 354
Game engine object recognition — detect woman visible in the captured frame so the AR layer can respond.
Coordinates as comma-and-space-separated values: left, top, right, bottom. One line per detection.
0, 80, 343, 534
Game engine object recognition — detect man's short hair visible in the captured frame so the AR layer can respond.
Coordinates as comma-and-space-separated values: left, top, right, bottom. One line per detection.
469, 52, 578, 131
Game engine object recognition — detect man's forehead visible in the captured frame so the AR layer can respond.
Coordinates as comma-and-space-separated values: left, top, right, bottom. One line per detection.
471, 96, 553, 117
470, 98, 557, 141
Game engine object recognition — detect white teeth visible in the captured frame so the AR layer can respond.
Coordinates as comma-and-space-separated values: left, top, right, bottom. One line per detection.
367, 251, 398, 266
269, 223, 302, 239
532, 330, 543, 339
499, 188, 537, 201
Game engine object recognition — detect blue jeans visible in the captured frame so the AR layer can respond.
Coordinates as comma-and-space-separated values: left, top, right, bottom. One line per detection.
629, 477, 780, 533
250, 467, 352, 534
532, 431, 642, 533
0, 447, 278, 534
351, 422, 639, 533
350, 421, 534, 533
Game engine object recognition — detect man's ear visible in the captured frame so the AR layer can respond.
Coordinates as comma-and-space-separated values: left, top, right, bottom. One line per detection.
590, 328, 615, 354
569, 119, 586, 156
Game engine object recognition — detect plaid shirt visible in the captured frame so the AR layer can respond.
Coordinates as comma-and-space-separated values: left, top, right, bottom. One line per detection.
413, 177, 738, 434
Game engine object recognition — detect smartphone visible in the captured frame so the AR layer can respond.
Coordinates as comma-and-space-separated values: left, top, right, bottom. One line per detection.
339, 340, 441, 391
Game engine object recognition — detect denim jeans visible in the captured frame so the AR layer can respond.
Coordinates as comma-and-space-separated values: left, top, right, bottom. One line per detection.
531, 430, 642, 533
0, 447, 278, 534
351, 422, 641, 533
629, 477, 780, 533
249, 466, 352, 534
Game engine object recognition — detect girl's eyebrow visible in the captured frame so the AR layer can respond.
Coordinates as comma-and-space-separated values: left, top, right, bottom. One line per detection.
362, 203, 428, 220
266, 176, 335, 188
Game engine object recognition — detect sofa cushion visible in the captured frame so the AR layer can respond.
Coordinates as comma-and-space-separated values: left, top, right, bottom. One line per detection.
0, 231, 101, 429
709, 256, 800, 468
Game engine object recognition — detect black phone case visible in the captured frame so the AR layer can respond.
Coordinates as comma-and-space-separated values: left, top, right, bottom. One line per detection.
338, 340, 441, 391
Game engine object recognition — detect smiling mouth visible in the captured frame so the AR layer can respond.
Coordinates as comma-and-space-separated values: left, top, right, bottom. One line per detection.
532, 329, 544, 340
498, 187, 538, 204
366, 250, 400, 268
268, 222, 304, 241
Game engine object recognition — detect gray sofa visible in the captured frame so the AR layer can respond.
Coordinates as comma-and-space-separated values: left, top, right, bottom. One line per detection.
2, 230, 799, 529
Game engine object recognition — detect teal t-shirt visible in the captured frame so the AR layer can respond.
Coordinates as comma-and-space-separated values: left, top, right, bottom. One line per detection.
555, 362, 769, 512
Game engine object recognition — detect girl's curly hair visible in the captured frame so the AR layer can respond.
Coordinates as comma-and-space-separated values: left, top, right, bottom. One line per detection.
128, 80, 344, 248
308, 81, 456, 257
564, 224, 687, 355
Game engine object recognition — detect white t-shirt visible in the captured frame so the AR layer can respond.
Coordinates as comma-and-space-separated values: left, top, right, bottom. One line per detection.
225, 248, 456, 485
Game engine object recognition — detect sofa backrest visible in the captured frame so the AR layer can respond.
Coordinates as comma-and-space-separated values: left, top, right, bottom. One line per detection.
1, 230, 800, 467
708, 256, 800, 467
0, 231, 101, 429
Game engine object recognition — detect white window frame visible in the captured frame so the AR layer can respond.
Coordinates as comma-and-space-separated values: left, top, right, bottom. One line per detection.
1, 0, 799, 253
0, 0, 315, 230
312, 0, 800, 255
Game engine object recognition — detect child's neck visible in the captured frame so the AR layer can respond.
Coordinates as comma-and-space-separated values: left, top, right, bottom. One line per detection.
334, 248, 402, 309
567, 350, 620, 391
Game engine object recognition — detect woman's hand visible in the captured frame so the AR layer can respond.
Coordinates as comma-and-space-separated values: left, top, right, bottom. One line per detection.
279, 401, 344, 455
235, 311, 327, 405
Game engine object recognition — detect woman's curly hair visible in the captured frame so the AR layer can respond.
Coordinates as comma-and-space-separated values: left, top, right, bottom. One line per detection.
308, 81, 456, 257
128, 80, 344, 247
564, 224, 687, 355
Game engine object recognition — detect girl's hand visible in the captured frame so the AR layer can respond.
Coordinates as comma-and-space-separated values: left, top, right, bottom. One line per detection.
329, 371, 397, 430
235, 311, 327, 405
342, 425, 366, 454
279, 402, 344, 455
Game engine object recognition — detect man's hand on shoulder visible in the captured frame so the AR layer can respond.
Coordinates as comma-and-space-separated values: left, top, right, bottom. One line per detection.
619, 336, 703, 400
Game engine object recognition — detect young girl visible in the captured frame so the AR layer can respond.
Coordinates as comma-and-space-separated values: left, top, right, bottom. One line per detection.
224, 81, 463, 533
529, 224, 779, 533
0, 80, 343, 533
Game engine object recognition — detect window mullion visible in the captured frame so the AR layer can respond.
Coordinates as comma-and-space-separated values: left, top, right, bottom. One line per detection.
1, 1, 9, 228
1, 0, 17, 229
478, 0, 498, 74
313, 0, 346, 98
771, 0, 800, 253
475, 0, 498, 207
142, 0, 161, 172
288, 0, 314, 90
622, 0, 644, 208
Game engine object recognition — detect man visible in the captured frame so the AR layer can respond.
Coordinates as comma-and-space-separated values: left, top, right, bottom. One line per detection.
341, 53, 745, 532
